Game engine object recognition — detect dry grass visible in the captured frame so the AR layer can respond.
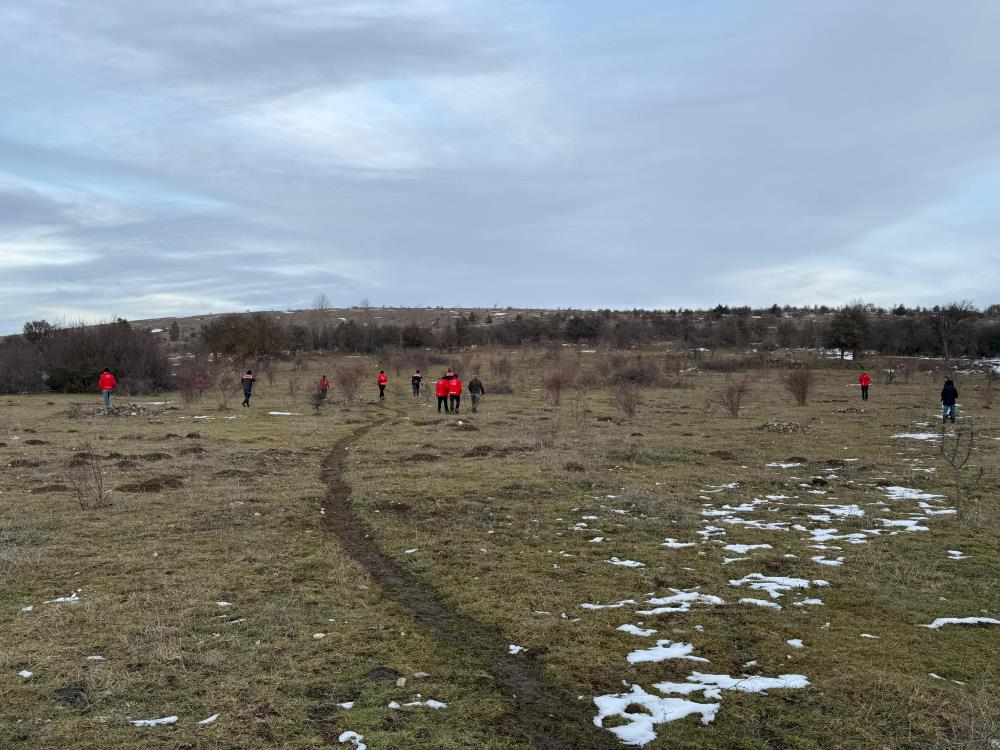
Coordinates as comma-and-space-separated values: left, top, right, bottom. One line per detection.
1, 350, 998, 749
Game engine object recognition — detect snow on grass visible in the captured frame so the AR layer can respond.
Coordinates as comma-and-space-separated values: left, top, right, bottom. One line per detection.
608, 557, 645, 568
880, 518, 929, 532
18, 670, 33, 678
882, 486, 944, 501
588, 537, 605, 543
860, 633, 879, 639
661, 538, 697, 548
891, 433, 940, 441
267, 411, 302, 416
627, 640, 709, 664
815, 504, 864, 517
593, 684, 719, 746
766, 462, 802, 468
508, 645, 526, 655
86, 655, 105, 661
581, 599, 637, 610
388, 698, 448, 709
810, 556, 845, 567
131, 716, 178, 727
723, 543, 772, 554
636, 590, 725, 616
339, 730, 367, 749
618, 624, 657, 637
793, 598, 824, 607
918, 617, 1000, 629
198, 714, 220, 725
947, 550, 969, 560
786, 639, 804, 649
739, 598, 782, 610
729, 573, 828, 599
673, 672, 810, 698
43, 590, 81, 604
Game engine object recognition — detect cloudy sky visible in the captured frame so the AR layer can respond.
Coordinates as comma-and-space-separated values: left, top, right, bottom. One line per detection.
2, 0, 999, 333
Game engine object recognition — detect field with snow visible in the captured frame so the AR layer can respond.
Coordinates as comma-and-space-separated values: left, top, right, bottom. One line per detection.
2, 351, 998, 749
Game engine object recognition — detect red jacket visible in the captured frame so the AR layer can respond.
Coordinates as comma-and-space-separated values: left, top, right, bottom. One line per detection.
377, 373, 388, 386
859, 373, 871, 387
448, 377, 463, 396
435, 378, 449, 397
317, 378, 330, 392
98, 372, 117, 391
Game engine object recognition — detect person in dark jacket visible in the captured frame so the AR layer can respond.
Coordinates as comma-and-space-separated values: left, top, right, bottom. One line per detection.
241, 370, 256, 407
468, 376, 485, 413
411, 370, 422, 396
941, 379, 958, 423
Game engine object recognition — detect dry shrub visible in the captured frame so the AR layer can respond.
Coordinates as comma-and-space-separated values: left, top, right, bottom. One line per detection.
69, 447, 112, 509
212, 366, 241, 410
985, 369, 997, 407
719, 376, 750, 418
532, 420, 560, 450
608, 379, 640, 418
542, 360, 578, 405
309, 389, 328, 414
491, 355, 515, 381
783, 368, 815, 406
335, 364, 365, 403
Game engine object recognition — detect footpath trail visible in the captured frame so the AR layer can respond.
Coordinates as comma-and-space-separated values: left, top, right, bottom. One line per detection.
320, 415, 618, 750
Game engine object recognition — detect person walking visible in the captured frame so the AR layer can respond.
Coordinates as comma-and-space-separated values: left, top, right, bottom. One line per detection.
858, 371, 871, 401
435, 374, 450, 412
98, 368, 117, 409
468, 375, 485, 413
448, 372, 463, 413
941, 378, 959, 423
193, 375, 207, 400
317, 375, 331, 396
411, 369, 423, 396
241, 370, 255, 407
377, 370, 388, 400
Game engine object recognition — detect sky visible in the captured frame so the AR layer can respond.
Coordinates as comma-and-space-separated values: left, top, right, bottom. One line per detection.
2, 0, 999, 333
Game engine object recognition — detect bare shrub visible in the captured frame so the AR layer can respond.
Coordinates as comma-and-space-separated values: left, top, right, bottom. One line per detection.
69, 448, 112, 509
308, 389, 328, 415
175, 355, 210, 407
212, 367, 240, 410
335, 364, 365, 403
984, 369, 997, 407
258, 358, 277, 385
532, 420, 560, 450
783, 369, 815, 406
608, 379, 641, 418
718, 376, 750, 418
939, 419, 985, 519
491, 355, 515, 381
542, 360, 578, 406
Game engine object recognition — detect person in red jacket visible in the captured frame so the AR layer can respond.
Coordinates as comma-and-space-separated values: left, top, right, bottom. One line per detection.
317, 375, 331, 395
377, 371, 388, 400
98, 368, 117, 408
435, 375, 450, 412
448, 373, 463, 413
858, 371, 871, 401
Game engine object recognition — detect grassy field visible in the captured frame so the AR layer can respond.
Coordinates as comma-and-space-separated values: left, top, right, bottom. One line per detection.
2, 349, 998, 749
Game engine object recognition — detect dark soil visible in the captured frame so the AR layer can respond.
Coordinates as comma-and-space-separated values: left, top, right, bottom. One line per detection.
116, 476, 184, 492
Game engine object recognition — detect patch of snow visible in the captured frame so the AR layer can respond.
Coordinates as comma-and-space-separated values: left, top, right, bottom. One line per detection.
593, 684, 719, 746
267, 411, 301, 416
339, 730, 367, 749
608, 557, 645, 568
86, 655, 105, 661
891, 433, 940, 441
810, 556, 845, 567
882, 486, 944, 502
919, 617, 1000, 629
508, 645, 526, 655
723, 543, 772, 554
627, 640, 709, 664
793, 599, 824, 607
636, 590, 725, 616
729, 573, 828, 599
198, 714, 219, 725
860, 634, 879, 639
581, 599, 636, 610
739, 598, 782, 610
618, 624, 657, 637
131, 716, 178, 727
44, 590, 81, 604
766, 462, 802, 468
588, 537, 605, 543
661, 538, 697, 548
18, 670, 33, 678
786, 639, 803, 649
947, 550, 969, 560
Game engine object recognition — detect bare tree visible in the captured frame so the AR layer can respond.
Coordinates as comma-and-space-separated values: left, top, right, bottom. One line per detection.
69, 447, 112, 509
335, 364, 365, 403
542, 360, 578, 406
930, 301, 977, 360
938, 418, 984, 519
783, 369, 815, 406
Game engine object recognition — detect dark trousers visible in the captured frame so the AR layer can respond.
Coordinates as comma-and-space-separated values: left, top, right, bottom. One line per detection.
861, 385, 868, 400
449, 394, 460, 412
437, 396, 449, 412
412, 383, 420, 396
378, 385, 385, 400
242, 390, 252, 406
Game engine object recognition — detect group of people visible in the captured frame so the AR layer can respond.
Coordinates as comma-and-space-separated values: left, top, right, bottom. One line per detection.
857, 370, 960, 422
96, 365, 959, 422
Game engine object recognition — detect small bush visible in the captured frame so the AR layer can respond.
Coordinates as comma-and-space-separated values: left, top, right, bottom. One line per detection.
68, 448, 112, 509
608, 379, 641, 418
719, 377, 750, 418
542, 361, 578, 406
309, 389, 328, 414
335, 364, 365, 403
783, 369, 815, 406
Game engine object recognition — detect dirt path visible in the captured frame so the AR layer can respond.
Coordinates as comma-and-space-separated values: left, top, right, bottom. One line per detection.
320, 417, 619, 750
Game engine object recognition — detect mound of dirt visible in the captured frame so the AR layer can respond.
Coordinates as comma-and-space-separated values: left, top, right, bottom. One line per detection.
754, 421, 808, 433
67, 404, 161, 419
563, 461, 586, 472
449, 422, 479, 432
30, 483, 69, 494
708, 450, 737, 460
69, 452, 102, 467
404, 453, 441, 462
185, 432, 202, 439
9, 458, 44, 468
463, 445, 493, 458
140, 452, 173, 462
179, 446, 207, 455
116, 475, 184, 493
24, 439, 50, 445
214, 469, 254, 478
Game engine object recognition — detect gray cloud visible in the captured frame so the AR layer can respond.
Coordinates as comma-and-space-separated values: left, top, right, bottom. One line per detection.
2, 0, 999, 332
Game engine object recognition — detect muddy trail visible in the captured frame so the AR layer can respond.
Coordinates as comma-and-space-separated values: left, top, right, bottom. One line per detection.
320, 416, 619, 750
